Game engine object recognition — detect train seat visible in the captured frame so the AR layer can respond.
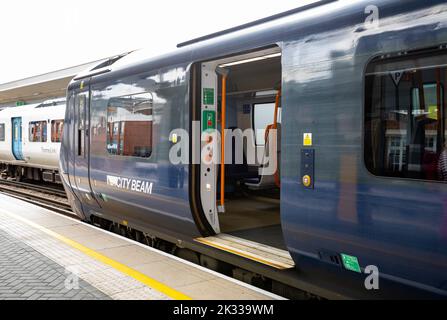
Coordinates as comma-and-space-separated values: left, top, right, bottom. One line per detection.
245, 123, 281, 190
218, 127, 258, 194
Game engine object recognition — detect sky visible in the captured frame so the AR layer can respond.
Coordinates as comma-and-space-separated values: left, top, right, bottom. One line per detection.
0, 0, 308, 84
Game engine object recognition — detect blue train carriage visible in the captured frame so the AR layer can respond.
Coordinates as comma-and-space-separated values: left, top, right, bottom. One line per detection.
60, 0, 447, 298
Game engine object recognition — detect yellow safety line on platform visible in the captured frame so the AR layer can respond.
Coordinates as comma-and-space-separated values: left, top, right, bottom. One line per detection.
0, 210, 191, 300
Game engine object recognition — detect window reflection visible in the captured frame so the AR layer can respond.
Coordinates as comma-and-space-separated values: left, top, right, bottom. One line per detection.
51, 120, 64, 143
29, 121, 47, 143
0, 124, 4, 141
253, 103, 281, 146
106, 92, 153, 158
365, 49, 447, 181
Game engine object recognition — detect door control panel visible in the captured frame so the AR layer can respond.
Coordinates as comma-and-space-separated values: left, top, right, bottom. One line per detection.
301, 149, 314, 189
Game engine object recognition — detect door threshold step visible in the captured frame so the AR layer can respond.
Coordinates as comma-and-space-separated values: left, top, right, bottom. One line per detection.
195, 233, 295, 269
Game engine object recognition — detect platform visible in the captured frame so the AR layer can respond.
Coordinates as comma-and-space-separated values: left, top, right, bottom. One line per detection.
0, 193, 283, 300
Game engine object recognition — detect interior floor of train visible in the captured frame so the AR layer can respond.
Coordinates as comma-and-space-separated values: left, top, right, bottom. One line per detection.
219, 192, 286, 250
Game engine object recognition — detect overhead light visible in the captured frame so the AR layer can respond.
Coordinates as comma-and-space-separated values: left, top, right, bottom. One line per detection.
256, 90, 278, 97
219, 53, 281, 68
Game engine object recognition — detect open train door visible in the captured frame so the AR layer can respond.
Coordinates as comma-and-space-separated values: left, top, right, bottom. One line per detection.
192, 47, 295, 270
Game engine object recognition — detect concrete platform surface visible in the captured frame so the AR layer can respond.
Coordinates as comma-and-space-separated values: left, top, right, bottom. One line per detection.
0, 193, 284, 300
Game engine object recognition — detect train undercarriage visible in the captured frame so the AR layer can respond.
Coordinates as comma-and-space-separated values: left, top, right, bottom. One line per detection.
0, 163, 61, 184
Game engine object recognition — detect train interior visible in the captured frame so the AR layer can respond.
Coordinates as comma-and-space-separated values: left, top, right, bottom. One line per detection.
197, 47, 295, 269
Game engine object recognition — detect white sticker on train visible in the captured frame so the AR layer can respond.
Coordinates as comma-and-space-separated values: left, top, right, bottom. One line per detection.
106, 175, 153, 195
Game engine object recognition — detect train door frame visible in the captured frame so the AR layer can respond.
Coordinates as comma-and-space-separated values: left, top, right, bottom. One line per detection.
192, 46, 283, 233
72, 80, 102, 209
199, 61, 221, 234
11, 117, 24, 160
188, 46, 294, 270
65, 93, 79, 204
189, 63, 219, 237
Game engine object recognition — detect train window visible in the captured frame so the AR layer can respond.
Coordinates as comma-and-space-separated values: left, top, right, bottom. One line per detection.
253, 103, 281, 146
77, 95, 87, 157
365, 49, 447, 181
106, 92, 153, 158
0, 124, 4, 141
29, 121, 47, 143
51, 120, 64, 142
78, 96, 86, 130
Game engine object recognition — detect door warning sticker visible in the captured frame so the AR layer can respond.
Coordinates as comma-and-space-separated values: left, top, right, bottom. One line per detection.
303, 133, 312, 146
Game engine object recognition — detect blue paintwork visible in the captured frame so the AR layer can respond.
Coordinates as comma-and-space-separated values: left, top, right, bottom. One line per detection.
11, 117, 24, 160
61, 0, 447, 298
280, 0, 447, 296
73, 66, 198, 238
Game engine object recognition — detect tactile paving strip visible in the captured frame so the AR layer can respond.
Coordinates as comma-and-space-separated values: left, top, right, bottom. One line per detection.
0, 228, 110, 300
0, 211, 169, 300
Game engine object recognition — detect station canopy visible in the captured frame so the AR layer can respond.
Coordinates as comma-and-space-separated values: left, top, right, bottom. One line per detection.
0, 60, 103, 107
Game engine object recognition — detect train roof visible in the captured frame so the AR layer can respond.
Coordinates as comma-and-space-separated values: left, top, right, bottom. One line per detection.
70, 0, 352, 84
0, 103, 40, 117
69, 0, 447, 88
0, 98, 65, 118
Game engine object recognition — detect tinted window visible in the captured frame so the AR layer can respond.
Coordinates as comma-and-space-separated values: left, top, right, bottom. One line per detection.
77, 94, 87, 157
253, 102, 281, 146
365, 49, 447, 181
106, 92, 153, 158
51, 119, 64, 142
29, 121, 47, 142
0, 124, 4, 141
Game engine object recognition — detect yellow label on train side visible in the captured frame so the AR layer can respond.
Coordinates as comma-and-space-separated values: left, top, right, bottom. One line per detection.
303, 133, 312, 146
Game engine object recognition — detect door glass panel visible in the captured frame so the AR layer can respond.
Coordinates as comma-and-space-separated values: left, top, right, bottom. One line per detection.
77, 95, 87, 157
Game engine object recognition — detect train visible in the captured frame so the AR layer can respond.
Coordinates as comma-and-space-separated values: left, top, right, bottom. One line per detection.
0, 0, 440, 299
0, 99, 65, 183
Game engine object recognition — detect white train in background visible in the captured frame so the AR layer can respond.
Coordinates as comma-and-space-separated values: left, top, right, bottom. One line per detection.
0, 98, 65, 183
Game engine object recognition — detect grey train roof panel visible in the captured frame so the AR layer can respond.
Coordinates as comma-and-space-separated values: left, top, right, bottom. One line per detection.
176, 0, 338, 48
71, 0, 433, 86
